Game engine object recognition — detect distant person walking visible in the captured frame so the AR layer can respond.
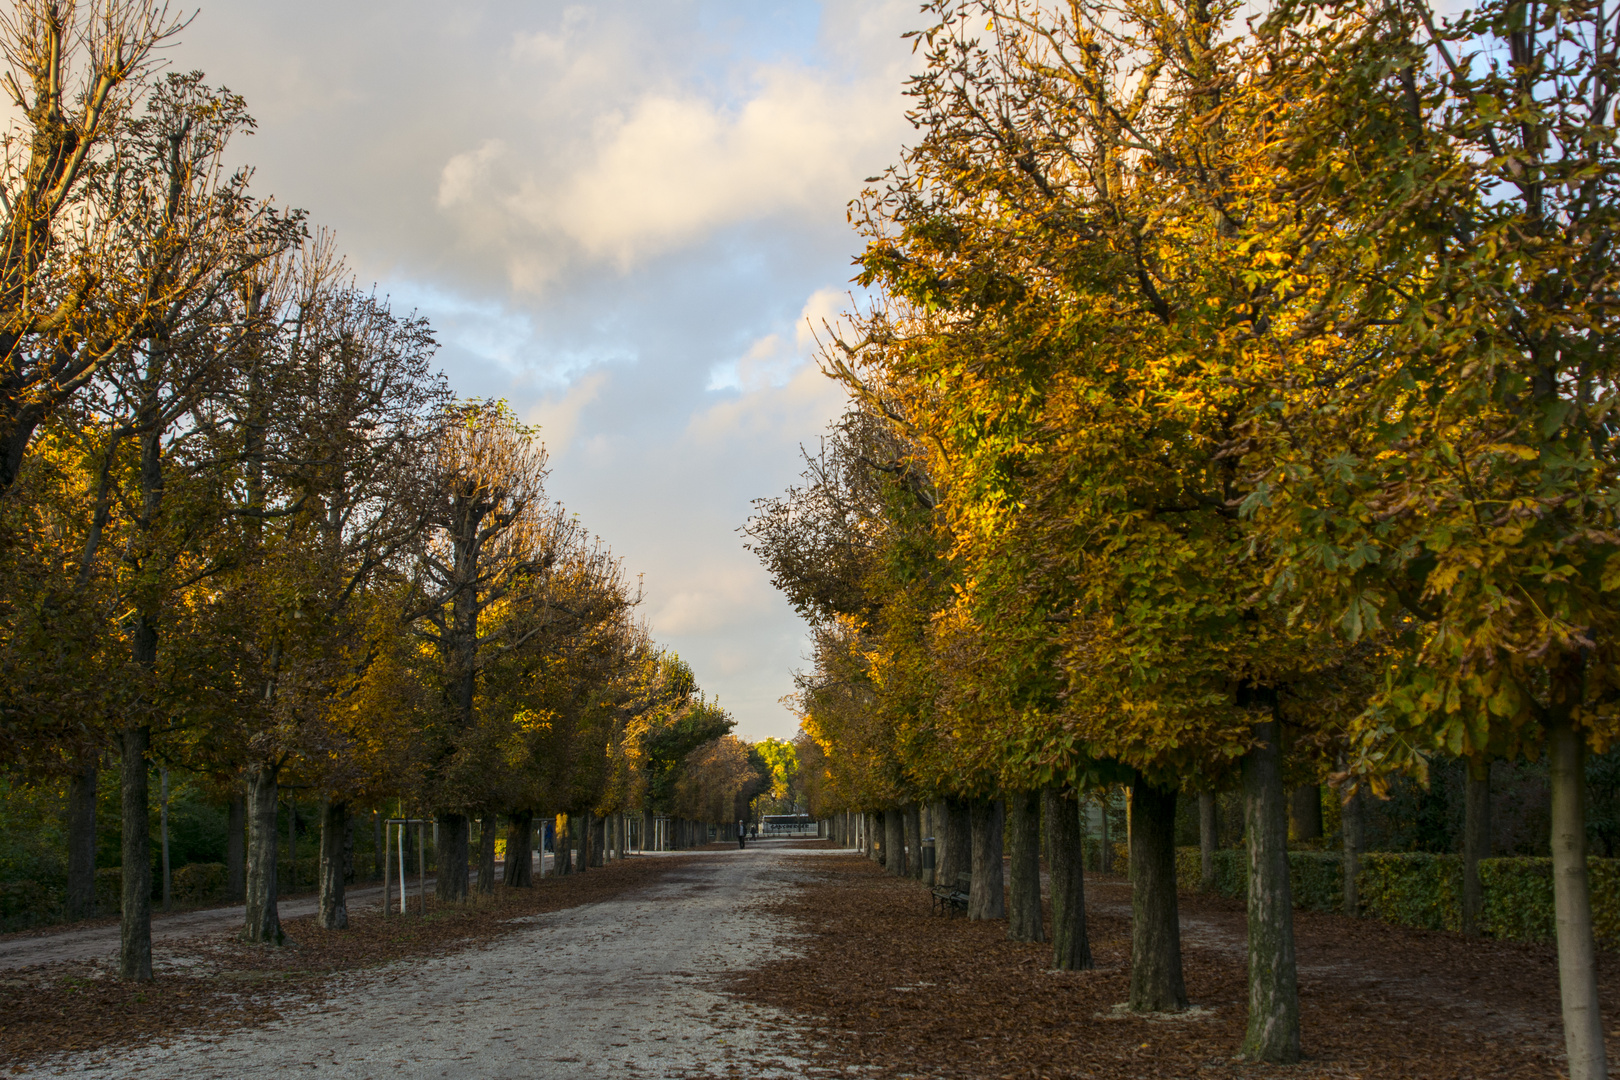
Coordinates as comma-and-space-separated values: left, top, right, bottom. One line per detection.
737, 820, 746, 849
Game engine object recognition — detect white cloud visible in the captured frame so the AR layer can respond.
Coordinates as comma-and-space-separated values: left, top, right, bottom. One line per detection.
528, 371, 608, 457
171, 0, 921, 741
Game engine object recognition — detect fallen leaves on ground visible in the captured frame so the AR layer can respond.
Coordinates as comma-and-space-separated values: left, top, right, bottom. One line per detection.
0, 856, 679, 1066
727, 853, 1620, 1079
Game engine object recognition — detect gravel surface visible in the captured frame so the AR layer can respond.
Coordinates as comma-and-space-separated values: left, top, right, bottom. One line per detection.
28, 845, 834, 1079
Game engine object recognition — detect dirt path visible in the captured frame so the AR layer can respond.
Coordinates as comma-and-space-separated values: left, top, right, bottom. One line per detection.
28, 845, 832, 1079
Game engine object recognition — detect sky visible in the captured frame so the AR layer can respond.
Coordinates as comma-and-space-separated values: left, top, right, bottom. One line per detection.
176, 1, 922, 741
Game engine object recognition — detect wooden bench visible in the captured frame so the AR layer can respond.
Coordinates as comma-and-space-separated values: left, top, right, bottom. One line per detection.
931, 871, 970, 916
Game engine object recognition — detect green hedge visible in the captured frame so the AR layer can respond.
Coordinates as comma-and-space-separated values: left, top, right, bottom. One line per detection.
1171, 846, 1620, 947
1358, 853, 1461, 931
1478, 857, 1620, 947
1172, 847, 1342, 911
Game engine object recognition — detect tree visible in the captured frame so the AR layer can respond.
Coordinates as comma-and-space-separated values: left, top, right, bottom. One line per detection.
1238, 4, 1620, 1072
0, 0, 182, 491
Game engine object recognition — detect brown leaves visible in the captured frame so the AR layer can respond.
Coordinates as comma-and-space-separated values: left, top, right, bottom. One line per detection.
724, 853, 1615, 1079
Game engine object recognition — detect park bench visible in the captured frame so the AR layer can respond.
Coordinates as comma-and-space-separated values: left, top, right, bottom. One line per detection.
931, 871, 970, 916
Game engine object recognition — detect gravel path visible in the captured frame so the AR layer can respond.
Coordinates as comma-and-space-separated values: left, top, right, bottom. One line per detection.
30, 845, 832, 1079
0, 856, 574, 972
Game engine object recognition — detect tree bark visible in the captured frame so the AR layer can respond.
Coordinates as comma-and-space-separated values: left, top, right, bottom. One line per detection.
578, 811, 594, 871
914, 803, 930, 882
226, 787, 245, 902
1342, 782, 1363, 917
905, 803, 922, 880
885, 807, 906, 877
1007, 789, 1043, 943
1127, 775, 1185, 1012
318, 798, 348, 930
1241, 716, 1300, 1062
503, 811, 534, 886
938, 798, 971, 887
435, 813, 470, 901
1044, 787, 1091, 970
1549, 710, 1608, 1080
66, 757, 97, 921
555, 815, 571, 875
591, 814, 605, 867
242, 763, 284, 945
1289, 785, 1323, 842
968, 798, 1006, 920
119, 725, 152, 980
1198, 790, 1218, 892
476, 815, 497, 894
1462, 760, 1491, 937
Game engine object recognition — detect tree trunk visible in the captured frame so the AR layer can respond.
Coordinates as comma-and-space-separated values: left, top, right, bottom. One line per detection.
1198, 790, 1218, 892
503, 811, 534, 887
318, 798, 348, 930
968, 798, 1006, 921
242, 762, 284, 946
476, 816, 497, 894
66, 757, 97, 921
226, 787, 246, 902
885, 807, 906, 877
939, 798, 971, 887
914, 803, 930, 882
1342, 781, 1363, 917
906, 803, 923, 880
1241, 716, 1300, 1063
556, 815, 571, 875
119, 725, 153, 980
591, 814, 605, 867
1128, 774, 1185, 1012
1007, 789, 1043, 943
1289, 785, 1323, 842
578, 811, 594, 871
1462, 761, 1491, 937
1549, 711, 1608, 1080
435, 813, 469, 901
1044, 787, 1091, 970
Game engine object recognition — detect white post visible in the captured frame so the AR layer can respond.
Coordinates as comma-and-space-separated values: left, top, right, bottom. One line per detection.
397, 823, 407, 914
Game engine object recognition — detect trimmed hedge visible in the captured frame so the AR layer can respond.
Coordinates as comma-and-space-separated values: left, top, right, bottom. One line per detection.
1172, 847, 1342, 912
1358, 853, 1460, 931
1479, 857, 1620, 948
1171, 846, 1620, 947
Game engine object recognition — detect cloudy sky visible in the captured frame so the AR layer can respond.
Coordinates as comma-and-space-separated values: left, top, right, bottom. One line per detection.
177, 1, 920, 740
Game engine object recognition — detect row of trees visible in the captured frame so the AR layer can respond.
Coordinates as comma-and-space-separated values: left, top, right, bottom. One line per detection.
0, 0, 747, 985
751, 1, 1620, 1075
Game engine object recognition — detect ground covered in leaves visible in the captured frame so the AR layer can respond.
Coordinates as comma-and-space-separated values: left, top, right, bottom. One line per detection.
0, 856, 679, 1068
728, 852, 1620, 1079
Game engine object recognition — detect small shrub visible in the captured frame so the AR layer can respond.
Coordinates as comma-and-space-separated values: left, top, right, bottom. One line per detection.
171, 862, 225, 906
